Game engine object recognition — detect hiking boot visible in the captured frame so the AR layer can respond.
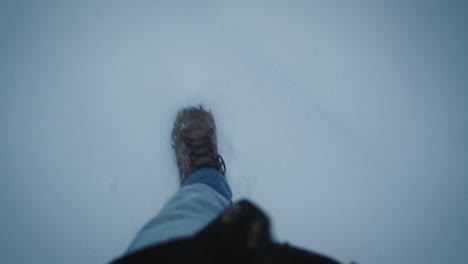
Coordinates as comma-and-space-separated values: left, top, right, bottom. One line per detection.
172, 106, 226, 182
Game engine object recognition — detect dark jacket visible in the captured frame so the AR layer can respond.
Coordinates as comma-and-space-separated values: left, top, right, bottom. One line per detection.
112, 200, 341, 264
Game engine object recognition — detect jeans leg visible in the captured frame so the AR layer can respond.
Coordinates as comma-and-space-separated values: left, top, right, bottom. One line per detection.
182, 167, 232, 200
125, 168, 232, 254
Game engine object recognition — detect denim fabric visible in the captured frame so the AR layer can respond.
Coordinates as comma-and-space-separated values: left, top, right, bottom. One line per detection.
125, 168, 232, 255
182, 167, 232, 200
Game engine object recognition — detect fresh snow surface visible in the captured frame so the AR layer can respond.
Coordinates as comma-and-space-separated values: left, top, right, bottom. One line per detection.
1, 1, 467, 264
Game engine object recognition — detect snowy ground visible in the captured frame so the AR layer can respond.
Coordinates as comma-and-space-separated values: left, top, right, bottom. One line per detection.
1, 1, 467, 264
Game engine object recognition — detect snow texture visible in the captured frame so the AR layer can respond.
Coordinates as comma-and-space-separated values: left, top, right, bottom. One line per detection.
1, 1, 467, 264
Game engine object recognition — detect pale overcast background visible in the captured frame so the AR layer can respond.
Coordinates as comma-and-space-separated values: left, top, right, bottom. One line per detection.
1, 1, 467, 264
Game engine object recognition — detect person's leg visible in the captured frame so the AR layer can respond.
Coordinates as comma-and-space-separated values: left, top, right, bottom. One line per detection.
125, 168, 232, 254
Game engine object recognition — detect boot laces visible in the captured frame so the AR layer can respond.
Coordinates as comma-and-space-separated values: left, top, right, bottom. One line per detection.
181, 135, 226, 175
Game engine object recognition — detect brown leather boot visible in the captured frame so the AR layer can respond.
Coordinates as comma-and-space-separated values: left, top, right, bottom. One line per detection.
171, 106, 226, 182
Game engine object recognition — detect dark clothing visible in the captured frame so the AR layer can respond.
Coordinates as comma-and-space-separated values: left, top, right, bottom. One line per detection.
112, 200, 340, 264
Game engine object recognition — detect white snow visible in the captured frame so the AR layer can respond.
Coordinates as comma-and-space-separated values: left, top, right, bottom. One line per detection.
1, 1, 467, 264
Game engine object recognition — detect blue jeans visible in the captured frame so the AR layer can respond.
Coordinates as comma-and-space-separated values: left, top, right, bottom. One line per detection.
125, 168, 232, 254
